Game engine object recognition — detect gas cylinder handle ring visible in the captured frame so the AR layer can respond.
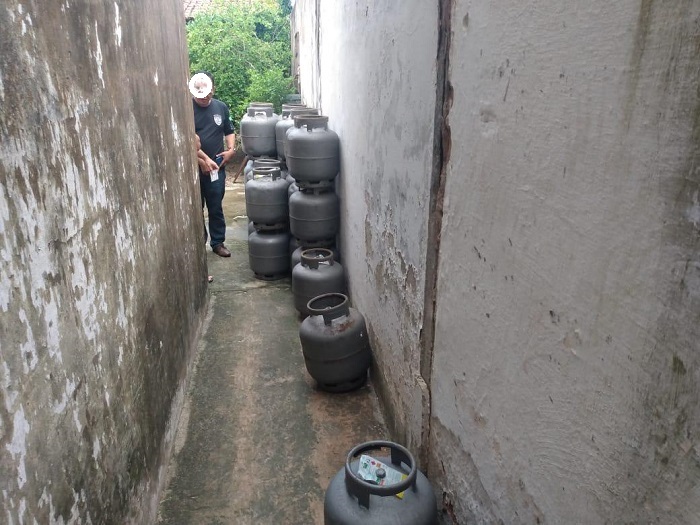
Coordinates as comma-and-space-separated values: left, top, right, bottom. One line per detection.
343, 440, 418, 509
300, 248, 333, 269
294, 114, 329, 131
289, 107, 319, 118
247, 106, 273, 117
307, 293, 350, 325
253, 158, 281, 167
251, 166, 281, 180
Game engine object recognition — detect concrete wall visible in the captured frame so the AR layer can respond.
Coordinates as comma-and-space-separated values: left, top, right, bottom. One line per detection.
432, 1, 700, 522
292, 1, 439, 454
0, 1, 208, 523
294, 0, 700, 523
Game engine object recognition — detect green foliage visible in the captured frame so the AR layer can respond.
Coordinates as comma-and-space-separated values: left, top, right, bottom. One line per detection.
277, 0, 292, 16
187, 0, 295, 124
247, 69, 294, 112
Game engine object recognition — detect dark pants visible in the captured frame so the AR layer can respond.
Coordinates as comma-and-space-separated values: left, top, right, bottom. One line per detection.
200, 168, 226, 247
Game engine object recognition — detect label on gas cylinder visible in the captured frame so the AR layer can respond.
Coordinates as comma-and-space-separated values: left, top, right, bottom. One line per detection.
357, 455, 408, 499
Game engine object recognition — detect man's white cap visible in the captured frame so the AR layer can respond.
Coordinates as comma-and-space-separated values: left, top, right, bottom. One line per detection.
189, 73, 213, 98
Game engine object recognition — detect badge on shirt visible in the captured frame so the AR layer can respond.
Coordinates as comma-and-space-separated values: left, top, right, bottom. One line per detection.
213, 114, 222, 126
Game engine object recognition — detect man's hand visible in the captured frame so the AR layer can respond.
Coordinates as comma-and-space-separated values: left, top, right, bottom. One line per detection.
197, 148, 219, 173
219, 147, 235, 167
221, 133, 236, 167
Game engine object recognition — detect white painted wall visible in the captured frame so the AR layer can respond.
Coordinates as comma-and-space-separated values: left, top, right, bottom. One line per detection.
292, 1, 439, 452
431, 1, 700, 522
294, 0, 700, 523
0, 1, 208, 522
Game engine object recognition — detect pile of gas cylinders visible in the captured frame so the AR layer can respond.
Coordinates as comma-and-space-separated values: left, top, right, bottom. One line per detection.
242, 101, 371, 393
241, 102, 438, 525
242, 102, 340, 285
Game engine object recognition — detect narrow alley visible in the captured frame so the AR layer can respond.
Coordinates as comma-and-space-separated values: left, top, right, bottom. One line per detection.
156, 182, 388, 524
2, 1, 699, 524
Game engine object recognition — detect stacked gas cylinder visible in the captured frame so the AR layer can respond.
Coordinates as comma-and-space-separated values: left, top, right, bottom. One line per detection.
285, 110, 347, 317
243, 105, 437, 523
242, 102, 289, 280
242, 102, 370, 393
286, 111, 372, 392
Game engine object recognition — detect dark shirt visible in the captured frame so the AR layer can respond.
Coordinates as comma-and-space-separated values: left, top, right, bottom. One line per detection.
193, 99, 235, 159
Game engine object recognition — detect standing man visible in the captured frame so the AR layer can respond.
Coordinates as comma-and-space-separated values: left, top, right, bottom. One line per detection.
190, 71, 236, 257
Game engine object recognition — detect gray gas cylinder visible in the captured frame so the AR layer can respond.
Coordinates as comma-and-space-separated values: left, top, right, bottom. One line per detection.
245, 167, 289, 228
275, 104, 306, 161
289, 187, 339, 243
243, 158, 255, 182
289, 236, 301, 256
240, 106, 279, 157
299, 293, 370, 392
277, 106, 318, 162
281, 103, 306, 111
254, 157, 281, 167
245, 157, 285, 183
248, 230, 290, 280
288, 180, 299, 199
292, 249, 346, 316
286, 115, 339, 184
291, 244, 340, 269
324, 441, 438, 525
283, 108, 319, 180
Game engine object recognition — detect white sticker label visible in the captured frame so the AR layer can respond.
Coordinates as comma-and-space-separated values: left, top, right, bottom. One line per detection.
357, 455, 408, 499
210, 169, 219, 182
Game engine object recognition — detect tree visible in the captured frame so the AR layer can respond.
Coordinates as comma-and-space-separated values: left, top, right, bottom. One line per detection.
187, 0, 295, 124
278, 0, 292, 16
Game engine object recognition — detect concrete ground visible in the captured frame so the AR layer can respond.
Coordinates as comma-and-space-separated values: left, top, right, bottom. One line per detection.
157, 180, 388, 525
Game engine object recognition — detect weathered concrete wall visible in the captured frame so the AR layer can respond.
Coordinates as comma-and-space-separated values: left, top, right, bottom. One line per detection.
292, 1, 439, 454
294, 0, 700, 523
0, 1, 208, 523
431, 1, 700, 522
